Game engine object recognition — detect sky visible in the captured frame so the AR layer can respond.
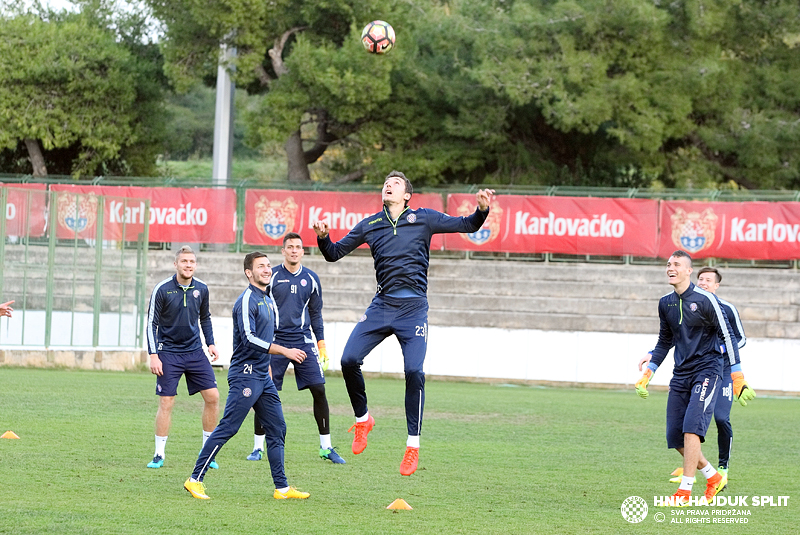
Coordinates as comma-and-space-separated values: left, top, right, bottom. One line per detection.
9, 0, 161, 41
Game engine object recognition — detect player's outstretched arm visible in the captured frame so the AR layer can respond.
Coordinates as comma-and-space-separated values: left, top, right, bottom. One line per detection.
476, 189, 495, 211
313, 221, 329, 239
315, 219, 366, 262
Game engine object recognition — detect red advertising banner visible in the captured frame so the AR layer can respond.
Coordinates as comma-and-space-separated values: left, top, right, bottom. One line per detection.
658, 200, 800, 260
243, 189, 445, 249
50, 185, 236, 243
1, 184, 47, 238
443, 194, 660, 256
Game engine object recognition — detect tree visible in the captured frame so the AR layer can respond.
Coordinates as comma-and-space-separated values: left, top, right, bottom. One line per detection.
147, 0, 404, 182
462, 0, 800, 189
148, 0, 800, 189
0, 3, 167, 177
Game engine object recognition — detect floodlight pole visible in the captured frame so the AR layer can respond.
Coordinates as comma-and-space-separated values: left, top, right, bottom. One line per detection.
211, 41, 236, 187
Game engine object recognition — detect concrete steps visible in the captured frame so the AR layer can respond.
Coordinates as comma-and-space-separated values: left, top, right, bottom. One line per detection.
4, 245, 798, 339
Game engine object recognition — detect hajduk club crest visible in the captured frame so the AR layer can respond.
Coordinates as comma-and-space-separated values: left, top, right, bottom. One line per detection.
254, 196, 298, 240
456, 200, 502, 245
57, 192, 98, 235
670, 208, 718, 254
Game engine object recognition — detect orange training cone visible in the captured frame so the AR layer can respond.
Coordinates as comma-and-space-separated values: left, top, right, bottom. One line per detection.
1, 431, 20, 439
387, 498, 412, 510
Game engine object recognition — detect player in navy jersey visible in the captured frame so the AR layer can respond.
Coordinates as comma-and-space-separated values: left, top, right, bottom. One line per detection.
146, 246, 219, 470
635, 251, 755, 506
246, 232, 345, 464
313, 170, 494, 476
648, 266, 754, 485
184, 251, 309, 500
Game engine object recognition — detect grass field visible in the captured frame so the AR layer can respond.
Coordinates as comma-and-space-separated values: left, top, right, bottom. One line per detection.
156, 158, 287, 181
0, 367, 797, 534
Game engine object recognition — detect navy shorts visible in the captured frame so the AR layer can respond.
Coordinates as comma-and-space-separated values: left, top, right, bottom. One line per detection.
666, 369, 721, 449
156, 348, 217, 397
341, 295, 429, 373
270, 341, 324, 391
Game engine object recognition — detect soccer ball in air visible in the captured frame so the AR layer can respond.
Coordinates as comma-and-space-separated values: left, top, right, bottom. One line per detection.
361, 20, 395, 54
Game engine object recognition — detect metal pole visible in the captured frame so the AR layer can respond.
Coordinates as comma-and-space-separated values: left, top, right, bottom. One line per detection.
0, 187, 7, 299
136, 200, 150, 349
117, 197, 127, 346
93, 196, 105, 347
44, 192, 58, 348
212, 42, 236, 186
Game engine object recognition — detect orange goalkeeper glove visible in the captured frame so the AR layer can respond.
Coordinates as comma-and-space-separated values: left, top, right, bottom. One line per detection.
317, 340, 329, 372
731, 371, 756, 406
636, 368, 653, 399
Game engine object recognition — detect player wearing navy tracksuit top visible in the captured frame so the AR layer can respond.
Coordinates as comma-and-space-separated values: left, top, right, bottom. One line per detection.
146, 246, 219, 470
184, 252, 309, 500
696, 267, 749, 476
635, 251, 755, 505
247, 233, 345, 464
314, 170, 494, 476
715, 298, 744, 466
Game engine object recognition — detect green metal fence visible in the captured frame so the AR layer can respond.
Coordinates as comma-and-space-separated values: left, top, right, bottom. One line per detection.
2, 174, 798, 270
0, 187, 149, 348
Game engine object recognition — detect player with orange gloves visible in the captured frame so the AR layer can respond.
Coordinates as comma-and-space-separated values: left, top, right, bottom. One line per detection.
246, 232, 345, 465
640, 266, 755, 485
635, 251, 756, 507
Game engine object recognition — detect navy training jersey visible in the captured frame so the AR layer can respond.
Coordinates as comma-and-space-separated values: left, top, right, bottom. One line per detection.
269, 264, 324, 345
718, 298, 746, 370
230, 283, 277, 379
317, 205, 488, 296
147, 274, 214, 354
649, 283, 740, 376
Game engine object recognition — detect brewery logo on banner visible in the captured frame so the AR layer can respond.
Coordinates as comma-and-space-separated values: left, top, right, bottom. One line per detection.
670, 207, 718, 254
456, 200, 502, 245
57, 192, 98, 234
254, 196, 298, 240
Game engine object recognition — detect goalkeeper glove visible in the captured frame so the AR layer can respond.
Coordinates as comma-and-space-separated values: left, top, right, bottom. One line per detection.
317, 340, 329, 372
635, 368, 653, 399
731, 371, 756, 406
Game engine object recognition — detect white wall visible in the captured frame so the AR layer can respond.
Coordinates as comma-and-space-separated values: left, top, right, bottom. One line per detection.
0, 310, 139, 347
3, 312, 795, 393
209, 318, 800, 394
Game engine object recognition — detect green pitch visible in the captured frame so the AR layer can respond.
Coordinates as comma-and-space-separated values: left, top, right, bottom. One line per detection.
0, 367, 797, 534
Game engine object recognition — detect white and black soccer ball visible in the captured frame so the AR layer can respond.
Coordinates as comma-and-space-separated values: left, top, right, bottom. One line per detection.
361, 20, 395, 54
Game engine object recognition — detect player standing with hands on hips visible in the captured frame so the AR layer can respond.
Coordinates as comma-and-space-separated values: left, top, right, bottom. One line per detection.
313, 170, 494, 476
184, 251, 309, 500
635, 251, 756, 506
246, 232, 345, 465
147, 246, 220, 470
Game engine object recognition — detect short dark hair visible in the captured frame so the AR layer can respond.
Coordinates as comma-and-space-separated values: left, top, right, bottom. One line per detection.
385, 170, 413, 206
283, 232, 302, 246
243, 251, 267, 272
697, 266, 721, 283
670, 250, 692, 266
